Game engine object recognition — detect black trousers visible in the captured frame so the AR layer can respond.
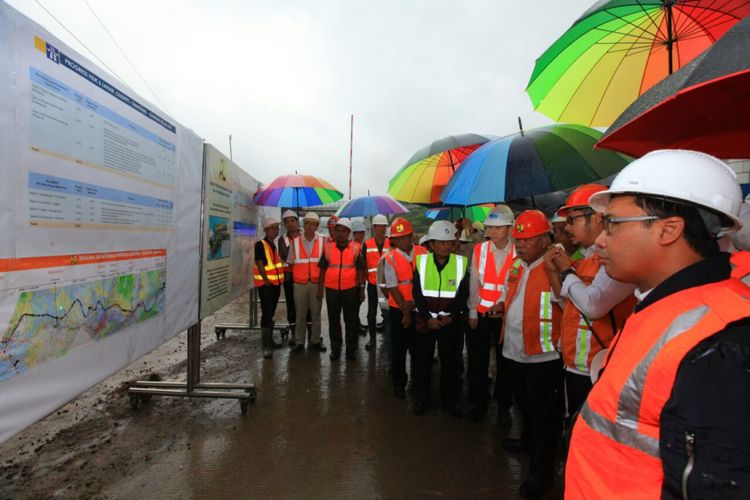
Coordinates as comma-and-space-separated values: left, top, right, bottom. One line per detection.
283, 276, 296, 324
467, 316, 512, 413
414, 324, 459, 405
258, 284, 281, 328
389, 307, 415, 390
507, 357, 564, 486
366, 283, 379, 332
325, 287, 360, 356
565, 370, 592, 419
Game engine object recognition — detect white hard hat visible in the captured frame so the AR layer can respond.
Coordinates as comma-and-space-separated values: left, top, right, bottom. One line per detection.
372, 214, 388, 226
418, 234, 430, 246
472, 221, 484, 232
589, 150, 742, 231
262, 216, 281, 229
352, 221, 366, 232
303, 212, 320, 223
282, 209, 298, 220
550, 210, 566, 224
730, 203, 750, 251
335, 217, 353, 231
484, 205, 514, 227
427, 220, 457, 242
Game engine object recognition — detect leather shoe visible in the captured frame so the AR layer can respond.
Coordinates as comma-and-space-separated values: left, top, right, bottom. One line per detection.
502, 438, 529, 454
518, 476, 549, 499
291, 344, 304, 354
329, 351, 341, 361
413, 400, 427, 415
364, 341, 374, 351
310, 342, 327, 353
376, 321, 384, 332
393, 387, 406, 399
346, 352, 356, 361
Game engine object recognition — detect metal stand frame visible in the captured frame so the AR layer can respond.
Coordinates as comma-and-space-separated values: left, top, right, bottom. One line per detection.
128, 323, 257, 414
213, 287, 291, 342
127, 144, 257, 415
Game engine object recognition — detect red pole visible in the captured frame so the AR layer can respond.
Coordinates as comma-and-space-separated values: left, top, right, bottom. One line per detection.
349, 114, 354, 200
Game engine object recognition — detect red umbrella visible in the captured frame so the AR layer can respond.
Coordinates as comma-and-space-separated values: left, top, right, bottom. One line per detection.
597, 16, 750, 158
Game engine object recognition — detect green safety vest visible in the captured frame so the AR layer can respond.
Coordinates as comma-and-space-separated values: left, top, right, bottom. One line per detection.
416, 253, 467, 300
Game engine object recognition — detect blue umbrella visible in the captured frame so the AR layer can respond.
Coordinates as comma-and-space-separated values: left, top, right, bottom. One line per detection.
335, 195, 408, 217
440, 124, 630, 206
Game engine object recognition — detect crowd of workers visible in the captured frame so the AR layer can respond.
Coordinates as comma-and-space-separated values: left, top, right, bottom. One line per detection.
253, 149, 750, 499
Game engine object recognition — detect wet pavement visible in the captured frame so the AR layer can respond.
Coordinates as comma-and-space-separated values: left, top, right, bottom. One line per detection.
1, 293, 539, 499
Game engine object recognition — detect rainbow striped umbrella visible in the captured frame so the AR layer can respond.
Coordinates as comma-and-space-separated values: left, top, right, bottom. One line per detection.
527, 0, 750, 127
440, 124, 631, 205
388, 134, 494, 204
335, 195, 408, 217
425, 204, 494, 222
253, 174, 343, 208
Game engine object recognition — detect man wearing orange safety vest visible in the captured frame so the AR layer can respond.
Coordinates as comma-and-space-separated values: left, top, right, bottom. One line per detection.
363, 214, 391, 351
544, 184, 637, 423
466, 204, 516, 424
317, 218, 366, 361
383, 217, 427, 399
566, 150, 750, 499
287, 212, 327, 353
499, 210, 563, 499
253, 216, 285, 359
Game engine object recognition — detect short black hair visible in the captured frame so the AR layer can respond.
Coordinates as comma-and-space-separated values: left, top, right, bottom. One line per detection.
631, 195, 720, 258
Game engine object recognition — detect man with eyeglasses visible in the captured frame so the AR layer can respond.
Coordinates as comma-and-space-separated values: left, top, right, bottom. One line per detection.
565, 150, 750, 499
544, 184, 637, 424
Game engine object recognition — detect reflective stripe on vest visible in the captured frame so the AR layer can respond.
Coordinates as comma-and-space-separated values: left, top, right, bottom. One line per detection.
416, 253, 467, 299
539, 291, 555, 353
501, 259, 561, 355
560, 255, 636, 373
253, 239, 284, 286
365, 238, 390, 285
292, 235, 324, 284
385, 246, 427, 308
566, 273, 750, 498
323, 241, 360, 290
474, 241, 515, 313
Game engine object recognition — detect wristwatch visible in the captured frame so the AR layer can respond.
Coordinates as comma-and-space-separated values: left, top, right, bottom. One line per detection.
559, 268, 577, 283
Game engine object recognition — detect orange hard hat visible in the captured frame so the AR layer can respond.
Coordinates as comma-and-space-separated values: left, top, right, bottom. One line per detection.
558, 184, 607, 216
512, 210, 551, 239
390, 217, 413, 238
327, 215, 339, 228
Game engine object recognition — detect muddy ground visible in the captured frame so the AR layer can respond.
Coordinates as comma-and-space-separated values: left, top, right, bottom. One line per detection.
0, 294, 537, 499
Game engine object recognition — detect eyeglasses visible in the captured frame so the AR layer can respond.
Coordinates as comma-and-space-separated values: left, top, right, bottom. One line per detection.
565, 212, 593, 225
602, 215, 660, 235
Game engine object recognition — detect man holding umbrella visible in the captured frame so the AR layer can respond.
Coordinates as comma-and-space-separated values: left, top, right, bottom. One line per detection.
317, 218, 366, 361
466, 204, 516, 424
363, 214, 391, 351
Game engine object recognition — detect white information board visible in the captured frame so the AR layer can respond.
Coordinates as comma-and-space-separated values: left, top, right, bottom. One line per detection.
199, 145, 260, 319
0, 3, 203, 444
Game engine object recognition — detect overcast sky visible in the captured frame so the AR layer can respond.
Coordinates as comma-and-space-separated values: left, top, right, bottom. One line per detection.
8, 0, 594, 198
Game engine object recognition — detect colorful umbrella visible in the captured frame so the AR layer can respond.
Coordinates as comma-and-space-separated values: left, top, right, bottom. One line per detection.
335, 195, 408, 217
388, 134, 494, 204
425, 204, 494, 222
253, 174, 343, 208
440, 124, 631, 206
527, 0, 750, 127
597, 16, 750, 158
